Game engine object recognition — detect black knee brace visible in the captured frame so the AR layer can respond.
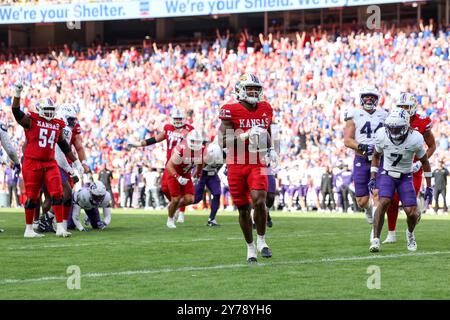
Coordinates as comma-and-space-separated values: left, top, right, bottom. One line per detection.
24, 199, 37, 210
51, 197, 64, 206
63, 198, 72, 207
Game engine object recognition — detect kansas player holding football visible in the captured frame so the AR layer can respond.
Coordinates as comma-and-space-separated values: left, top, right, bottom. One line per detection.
127, 108, 194, 223
369, 109, 433, 252
344, 87, 388, 224
219, 73, 278, 263
382, 93, 436, 244
12, 80, 79, 238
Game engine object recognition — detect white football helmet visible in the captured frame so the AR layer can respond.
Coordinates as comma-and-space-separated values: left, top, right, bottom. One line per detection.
186, 130, 204, 151
235, 73, 263, 104
359, 86, 380, 111
89, 181, 107, 205
384, 108, 410, 145
35, 98, 57, 121
170, 108, 185, 128
396, 92, 417, 117
206, 143, 223, 164
58, 103, 78, 127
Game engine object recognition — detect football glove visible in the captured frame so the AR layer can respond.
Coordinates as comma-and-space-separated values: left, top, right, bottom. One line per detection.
368, 178, 377, 195
177, 176, 189, 186
265, 148, 279, 169
424, 186, 433, 208
72, 160, 84, 177
412, 161, 422, 173
13, 163, 21, 176
358, 144, 375, 156
14, 78, 23, 98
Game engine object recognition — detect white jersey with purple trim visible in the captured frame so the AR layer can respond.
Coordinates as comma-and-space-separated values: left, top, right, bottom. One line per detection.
345, 108, 388, 145
73, 188, 112, 211
374, 129, 426, 174
0, 121, 19, 164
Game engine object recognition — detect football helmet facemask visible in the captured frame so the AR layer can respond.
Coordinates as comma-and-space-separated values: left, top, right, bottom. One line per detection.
396, 92, 417, 117
36, 98, 57, 121
384, 108, 410, 145
170, 108, 185, 128
236, 73, 263, 104
89, 181, 107, 205
359, 86, 380, 111
186, 130, 204, 151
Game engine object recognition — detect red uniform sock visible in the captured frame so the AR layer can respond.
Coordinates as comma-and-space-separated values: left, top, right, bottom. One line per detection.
180, 206, 185, 213
386, 200, 399, 231
25, 208, 35, 225
53, 204, 64, 223
63, 206, 71, 221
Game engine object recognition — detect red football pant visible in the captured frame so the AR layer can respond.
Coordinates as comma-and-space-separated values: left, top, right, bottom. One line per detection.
227, 164, 268, 207
167, 174, 194, 198
386, 171, 423, 231
23, 158, 64, 224
161, 169, 188, 213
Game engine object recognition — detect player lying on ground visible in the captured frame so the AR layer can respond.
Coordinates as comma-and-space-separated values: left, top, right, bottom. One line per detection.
0, 120, 21, 233
69, 181, 111, 231
219, 73, 278, 263
165, 130, 205, 229
126, 108, 194, 223
382, 93, 436, 244
12, 79, 80, 238
368, 108, 433, 252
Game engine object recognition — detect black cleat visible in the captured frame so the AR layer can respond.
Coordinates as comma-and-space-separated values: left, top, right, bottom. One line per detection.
267, 220, 273, 228
207, 220, 220, 227
247, 257, 258, 264
252, 223, 256, 230
260, 247, 272, 258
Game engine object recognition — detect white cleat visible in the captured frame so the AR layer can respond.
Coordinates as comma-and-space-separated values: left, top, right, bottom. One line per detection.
382, 231, 397, 244
166, 218, 176, 229
365, 204, 373, 224
32, 221, 39, 231
247, 244, 258, 263
406, 230, 417, 252
176, 212, 185, 223
369, 238, 380, 252
24, 229, 45, 238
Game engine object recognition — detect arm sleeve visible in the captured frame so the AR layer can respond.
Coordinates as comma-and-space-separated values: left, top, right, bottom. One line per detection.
55, 146, 73, 174
0, 124, 19, 164
344, 109, 354, 121
71, 204, 84, 231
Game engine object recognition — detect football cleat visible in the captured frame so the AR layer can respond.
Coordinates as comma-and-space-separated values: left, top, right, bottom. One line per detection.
166, 219, 176, 229
267, 219, 273, 228
24, 229, 45, 238
176, 212, 185, 223
257, 240, 272, 258
247, 244, 258, 263
207, 220, 219, 227
369, 238, 380, 252
382, 231, 397, 244
32, 221, 39, 231
252, 222, 256, 230
406, 230, 417, 251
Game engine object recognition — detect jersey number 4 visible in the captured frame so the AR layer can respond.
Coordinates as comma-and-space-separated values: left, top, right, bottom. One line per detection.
360, 121, 383, 138
38, 128, 56, 149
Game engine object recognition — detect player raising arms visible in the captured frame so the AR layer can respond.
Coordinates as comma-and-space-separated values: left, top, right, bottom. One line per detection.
219, 73, 277, 263
382, 93, 436, 244
369, 109, 433, 252
165, 130, 205, 228
12, 80, 79, 238
344, 87, 388, 224
0, 120, 21, 233
127, 108, 194, 223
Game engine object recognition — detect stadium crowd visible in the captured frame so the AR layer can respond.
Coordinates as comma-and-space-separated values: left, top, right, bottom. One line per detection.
0, 21, 449, 212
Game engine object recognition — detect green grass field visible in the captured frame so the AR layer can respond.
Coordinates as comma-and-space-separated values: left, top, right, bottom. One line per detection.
1, 208, 450, 299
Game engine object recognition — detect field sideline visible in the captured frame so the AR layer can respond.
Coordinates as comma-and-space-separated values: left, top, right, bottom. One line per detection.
1, 208, 450, 299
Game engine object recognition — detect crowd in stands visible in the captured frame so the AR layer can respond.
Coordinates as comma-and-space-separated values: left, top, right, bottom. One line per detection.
0, 20, 449, 212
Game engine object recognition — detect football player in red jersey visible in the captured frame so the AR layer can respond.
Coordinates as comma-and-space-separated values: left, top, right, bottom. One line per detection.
383, 93, 436, 244
165, 130, 205, 228
219, 73, 278, 263
127, 108, 194, 222
12, 80, 79, 238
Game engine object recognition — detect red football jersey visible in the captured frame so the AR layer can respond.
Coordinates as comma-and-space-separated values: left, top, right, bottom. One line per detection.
163, 123, 194, 162
219, 101, 273, 165
410, 113, 433, 163
24, 112, 65, 161
169, 140, 205, 176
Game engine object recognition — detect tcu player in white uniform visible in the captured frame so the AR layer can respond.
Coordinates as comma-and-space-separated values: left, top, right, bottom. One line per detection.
70, 181, 112, 231
368, 109, 433, 252
344, 87, 388, 223
0, 121, 21, 233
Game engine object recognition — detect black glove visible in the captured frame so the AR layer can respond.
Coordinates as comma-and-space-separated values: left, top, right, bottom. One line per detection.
358, 144, 375, 156
13, 163, 21, 176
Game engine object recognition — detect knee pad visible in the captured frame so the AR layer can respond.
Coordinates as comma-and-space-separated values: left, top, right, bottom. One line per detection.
25, 199, 37, 210
63, 198, 72, 207
51, 197, 64, 206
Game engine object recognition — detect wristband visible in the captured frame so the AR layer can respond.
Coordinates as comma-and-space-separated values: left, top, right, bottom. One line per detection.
370, 167, 379, 173
423, 171, 432, 178
145, 137, 157, 146
239, 132, 249, 141
14, 89, 22, 98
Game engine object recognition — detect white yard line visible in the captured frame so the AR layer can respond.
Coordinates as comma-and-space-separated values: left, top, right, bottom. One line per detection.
1, 250, 449, 286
